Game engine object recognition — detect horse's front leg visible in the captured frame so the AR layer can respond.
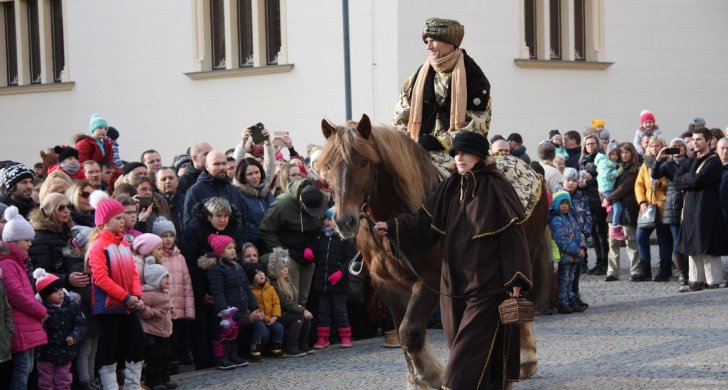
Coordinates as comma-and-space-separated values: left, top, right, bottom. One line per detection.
399, 280, 444, 389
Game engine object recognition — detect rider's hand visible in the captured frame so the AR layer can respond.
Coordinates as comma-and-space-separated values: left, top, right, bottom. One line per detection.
373, 222, 388, 237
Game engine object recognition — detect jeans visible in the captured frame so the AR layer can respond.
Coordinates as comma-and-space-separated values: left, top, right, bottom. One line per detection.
257, 322, 285, 345
10, 348, 34, 390
636, 223, 673, 266
248, 320, 268, 344
668, 224, 680, 255
558, 263, 577, 306
602, 190, 622, 226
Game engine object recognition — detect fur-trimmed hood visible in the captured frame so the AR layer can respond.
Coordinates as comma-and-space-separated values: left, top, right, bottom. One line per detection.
30, 208, 74, 234
189, 201, 242, 228
61, 243, 85, 260
197, 253, 219, 270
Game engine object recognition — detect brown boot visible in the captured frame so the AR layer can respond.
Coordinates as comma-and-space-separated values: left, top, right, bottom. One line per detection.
382, 330, 400, 348
673, 253, 688, 285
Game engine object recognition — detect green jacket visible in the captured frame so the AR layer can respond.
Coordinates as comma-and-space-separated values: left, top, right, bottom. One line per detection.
259, 180, 325, 265
0, 281, 14, 363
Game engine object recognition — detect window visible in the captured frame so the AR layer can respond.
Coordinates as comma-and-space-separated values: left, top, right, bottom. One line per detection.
518, 0, 609, 68
0, 0, 70, 89
189, 0, 290, 77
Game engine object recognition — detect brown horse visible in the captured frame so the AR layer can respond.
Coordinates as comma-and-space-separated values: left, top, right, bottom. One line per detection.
319, 115, 551, 388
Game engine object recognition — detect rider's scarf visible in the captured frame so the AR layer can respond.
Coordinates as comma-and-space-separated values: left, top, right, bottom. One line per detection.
407, 48, 467, 141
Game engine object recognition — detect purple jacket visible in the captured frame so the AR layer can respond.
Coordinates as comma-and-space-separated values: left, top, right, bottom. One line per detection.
0, 242, 48, 353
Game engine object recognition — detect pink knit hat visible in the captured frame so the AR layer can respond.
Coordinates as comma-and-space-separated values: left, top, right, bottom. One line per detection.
132, 233, 162, 256
208, 234, 235, 257
640, 110, 656, 126
90, 191, 125, 226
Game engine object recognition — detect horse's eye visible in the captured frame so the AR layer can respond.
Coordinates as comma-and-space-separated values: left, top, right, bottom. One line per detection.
359, 160, 368, 168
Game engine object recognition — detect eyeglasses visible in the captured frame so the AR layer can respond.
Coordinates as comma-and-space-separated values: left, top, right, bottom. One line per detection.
80, 191, 91, 199
56, 204, 70, 212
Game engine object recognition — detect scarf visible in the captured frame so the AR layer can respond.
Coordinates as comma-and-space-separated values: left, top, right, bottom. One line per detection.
408, 48, 467, 141
61, 161, 81, 175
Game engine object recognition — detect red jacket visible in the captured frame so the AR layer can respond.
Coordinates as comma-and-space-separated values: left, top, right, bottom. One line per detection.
75, 135, 114, 165
47, 164, 86, 181
0, 242, 48, 353
89, 230, 142, 315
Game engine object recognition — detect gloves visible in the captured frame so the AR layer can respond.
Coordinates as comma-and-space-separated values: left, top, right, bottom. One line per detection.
303, 247, 315, 262
327, 270, 344, 286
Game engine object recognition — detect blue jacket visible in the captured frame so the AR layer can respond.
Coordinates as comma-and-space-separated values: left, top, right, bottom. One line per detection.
549, 210, 585, 264
183, 170, 248, 226
240, 191, 274, 244
39, 293, 86, 365
198, 255, 258, 320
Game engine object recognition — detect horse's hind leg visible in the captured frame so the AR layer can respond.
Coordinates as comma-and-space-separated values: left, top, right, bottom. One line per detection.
520, 321, 538, 378
399, 282, 444, 389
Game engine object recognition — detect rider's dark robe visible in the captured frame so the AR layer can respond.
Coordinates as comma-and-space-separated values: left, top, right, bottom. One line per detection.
387, 161, 532, 390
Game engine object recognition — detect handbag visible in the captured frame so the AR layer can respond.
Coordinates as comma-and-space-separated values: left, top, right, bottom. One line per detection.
637, 190, 658, 229
498, 297, 534, 325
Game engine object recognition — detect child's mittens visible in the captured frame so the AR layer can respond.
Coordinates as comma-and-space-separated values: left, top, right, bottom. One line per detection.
327, 270, 344, 286
303, 247, 315, 262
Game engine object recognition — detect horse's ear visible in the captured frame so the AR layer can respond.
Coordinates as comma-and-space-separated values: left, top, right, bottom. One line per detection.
356, 114, 372, 140
40, 150, 47, 159
321, 119, 336, 139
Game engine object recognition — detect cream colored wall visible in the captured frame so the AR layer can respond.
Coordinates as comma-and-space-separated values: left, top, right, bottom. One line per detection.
1, 0, 727, 168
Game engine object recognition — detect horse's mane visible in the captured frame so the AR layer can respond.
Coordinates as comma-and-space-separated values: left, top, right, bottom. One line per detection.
320, 121, 439, 213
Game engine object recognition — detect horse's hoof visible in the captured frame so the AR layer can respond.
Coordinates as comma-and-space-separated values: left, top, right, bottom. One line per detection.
519, 361, 537, 379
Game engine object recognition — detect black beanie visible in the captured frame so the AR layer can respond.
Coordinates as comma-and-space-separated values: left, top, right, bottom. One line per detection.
122, 162, 146, 176
448, 132, 490, 159
548, 129, 561, 139
54, 145, 79, 163
243, 262, 266, 284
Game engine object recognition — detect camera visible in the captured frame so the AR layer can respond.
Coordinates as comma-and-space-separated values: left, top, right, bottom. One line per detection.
249, 123, 266, 144
663, 147, 680, 155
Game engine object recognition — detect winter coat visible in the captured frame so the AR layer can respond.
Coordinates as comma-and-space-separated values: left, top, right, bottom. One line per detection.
140, 286, 173, 338
0, 193, 36, 220
633, 128, 662, 156
70, 207, 95, 228
595, 153, 620, 193
161, 192, 185, 236
259, 179, 325, 265
674, 154, 728, 256
651, 157, 686, 225
197, 255, 258, 320
88, 229, 142, 315
0, 278, 15, 363
61, 243, 100, 337
74, 135, 114, 165
721, 164, 728, 221
635, 159, 668, 222
39, 293, 86, 365
510, 145, 531, 165
549, 210, 585, 264
269, 276, 305, 315
182, 170, 249, 227
250, 281, 281, 322
0, 242, 48, 353
579, 151, 601, 207
311, 231, 356, 295
177, 165, 203, 195
565, 147, 581, 169
179, 203, 244, 308
606, 162, 640, 225
47, 164, 86, 181
159, 248, 195, 320
29, 209, 74, 285
240, 190, 274, 245
569, 190, 593, 238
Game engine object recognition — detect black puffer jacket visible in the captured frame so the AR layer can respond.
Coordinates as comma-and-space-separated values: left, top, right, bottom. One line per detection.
197, 255, 258, 319
62, 244, 100, 337
311, 231, 357, 295
606, 162, 639, 225
29, 209, 74, 284
39, 293, 86, 365
578, 151, 601, 207
652, 157, 686, 225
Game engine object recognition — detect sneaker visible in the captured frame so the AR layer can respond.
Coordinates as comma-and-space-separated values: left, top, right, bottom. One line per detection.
588, 264, 607, 275
215, 357, 236, 370
557, 304, 573, 314
286, 348, 307, 358
604, 275, 618, 282
227, 353, 249, 367
574, 295, 589, 308
569, 302, 586, 312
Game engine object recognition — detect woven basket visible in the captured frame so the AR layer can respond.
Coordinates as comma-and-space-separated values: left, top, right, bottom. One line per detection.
498, 298, 534, 325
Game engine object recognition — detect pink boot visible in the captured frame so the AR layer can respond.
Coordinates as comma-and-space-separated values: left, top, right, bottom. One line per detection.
609, 225, 627, 240
338, 327, 353, 348
313, 326, 330, 349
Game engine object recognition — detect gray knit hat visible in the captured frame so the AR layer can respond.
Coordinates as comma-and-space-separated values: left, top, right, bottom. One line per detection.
71, 225, 93, 248
0, 203, 7, 219
562, 167, 579, 182
143, 257, 169, 290
152, 217, 176, 237
266, 247, 290, 278
2, 206, 35, 242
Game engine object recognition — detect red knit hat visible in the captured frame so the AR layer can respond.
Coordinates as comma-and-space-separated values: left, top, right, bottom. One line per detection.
640, 110, 656, 126
33, 268, 64, 299
208, 234, 235, 257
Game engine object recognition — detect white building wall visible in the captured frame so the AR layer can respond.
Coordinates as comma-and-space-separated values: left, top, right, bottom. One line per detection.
1, 0, 727, 168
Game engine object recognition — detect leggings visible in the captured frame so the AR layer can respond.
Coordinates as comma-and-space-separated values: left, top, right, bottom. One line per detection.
97, 313, 146, 366
76, 335, 99, 382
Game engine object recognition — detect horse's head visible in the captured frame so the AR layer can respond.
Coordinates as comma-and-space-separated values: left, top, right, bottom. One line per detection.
320, 114, 380, 239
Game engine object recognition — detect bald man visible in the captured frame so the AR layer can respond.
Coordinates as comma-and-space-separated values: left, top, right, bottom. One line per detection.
179, 141, 213, 194
182, 149, 248, 225
490, 139, 510, 156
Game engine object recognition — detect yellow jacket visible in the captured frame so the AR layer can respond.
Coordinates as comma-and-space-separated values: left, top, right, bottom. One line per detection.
634, 162, 668, 221
251, 281, 282, 322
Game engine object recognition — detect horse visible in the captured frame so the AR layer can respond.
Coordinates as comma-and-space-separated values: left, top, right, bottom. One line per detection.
319, 114, 551, 389
39, 147, 59, 179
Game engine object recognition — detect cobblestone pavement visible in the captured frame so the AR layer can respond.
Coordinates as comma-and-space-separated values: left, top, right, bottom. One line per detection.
174, 247, 728, 389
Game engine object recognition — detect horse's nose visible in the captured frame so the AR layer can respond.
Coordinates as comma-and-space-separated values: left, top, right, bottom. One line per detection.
337, 215, 358, 234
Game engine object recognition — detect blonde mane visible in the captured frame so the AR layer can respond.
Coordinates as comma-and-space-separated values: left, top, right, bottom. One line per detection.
320, 121, 438, 213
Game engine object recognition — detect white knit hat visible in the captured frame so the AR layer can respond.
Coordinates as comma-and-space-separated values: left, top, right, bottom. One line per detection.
2, 206, 35, 242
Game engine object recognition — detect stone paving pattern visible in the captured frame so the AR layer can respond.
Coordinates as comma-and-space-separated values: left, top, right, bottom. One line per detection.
174, 246, 728, 389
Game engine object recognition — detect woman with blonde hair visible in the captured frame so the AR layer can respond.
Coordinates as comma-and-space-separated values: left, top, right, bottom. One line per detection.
38, 170, 72, 203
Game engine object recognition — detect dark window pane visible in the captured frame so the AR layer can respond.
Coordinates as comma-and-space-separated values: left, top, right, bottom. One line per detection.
265, 0, 280, 65
51, 0, 64, 81
237, 0, 253, 67
210, 0, 225, 69
574, 0, 585, 61
549, 0, 561, 60
4, 3, 18, 86
524, 0, 536, 59
28, 0, 41, 83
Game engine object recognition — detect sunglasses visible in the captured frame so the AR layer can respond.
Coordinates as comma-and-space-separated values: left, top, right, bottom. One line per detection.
56, 204, 70, 212
80, 191, 91, 199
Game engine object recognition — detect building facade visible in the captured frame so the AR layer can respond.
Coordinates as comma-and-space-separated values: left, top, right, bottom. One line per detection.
1, 0, 726, 167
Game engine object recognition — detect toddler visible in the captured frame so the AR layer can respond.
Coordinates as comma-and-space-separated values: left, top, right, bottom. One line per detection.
245, 263, 286, 360
549, 191, 586, 314
132, 233, 163, 284
633, 110, 661, 155
596, 140, 626, 240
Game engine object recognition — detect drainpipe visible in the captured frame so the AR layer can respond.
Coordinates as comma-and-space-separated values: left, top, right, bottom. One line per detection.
342, 0, 352, 120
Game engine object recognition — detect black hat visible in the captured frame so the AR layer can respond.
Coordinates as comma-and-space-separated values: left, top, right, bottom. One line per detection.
300, 185, 328, 218
506, 133, 523, 144
548, 129, 561, 139
107, 126, 120, 141
448, 132, 490, 159
0, 162, 34, 192
122, 162, 146, 176
243, 262, 266, 284
54, 145, 79, 163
